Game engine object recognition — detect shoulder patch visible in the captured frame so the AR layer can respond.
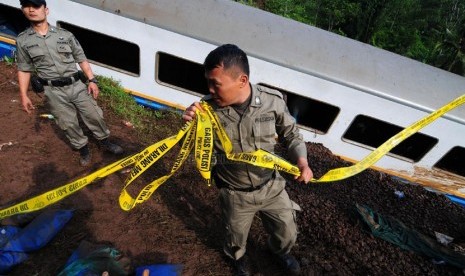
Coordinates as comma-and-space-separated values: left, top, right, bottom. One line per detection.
17, 27, 33, 38
56, 27, 71, 35
256, 85, 283, 99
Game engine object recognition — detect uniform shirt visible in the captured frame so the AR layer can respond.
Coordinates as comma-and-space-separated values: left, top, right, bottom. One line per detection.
205, 84, 307, 190
16, 25, 87, 79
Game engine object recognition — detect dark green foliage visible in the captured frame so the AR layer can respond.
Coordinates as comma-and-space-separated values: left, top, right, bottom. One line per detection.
238, 0, 465, 76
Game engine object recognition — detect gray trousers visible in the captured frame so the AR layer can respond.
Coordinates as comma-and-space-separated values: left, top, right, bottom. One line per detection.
44, 80, 110, 149
219, 174, 300, 260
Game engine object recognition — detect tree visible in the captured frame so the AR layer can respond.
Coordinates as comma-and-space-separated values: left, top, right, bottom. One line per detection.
306, 0, 361, 35
424, 0, 465, 75
235, 0, 465, 76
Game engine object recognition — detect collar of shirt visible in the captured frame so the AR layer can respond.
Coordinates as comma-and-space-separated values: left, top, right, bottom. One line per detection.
27, 24, 57, 36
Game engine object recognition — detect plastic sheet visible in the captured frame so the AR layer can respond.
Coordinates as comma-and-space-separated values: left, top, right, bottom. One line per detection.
0, 209, 73, 273
58, 240, 128, 276
356, 203, 465, 269
135, 264, 183, 276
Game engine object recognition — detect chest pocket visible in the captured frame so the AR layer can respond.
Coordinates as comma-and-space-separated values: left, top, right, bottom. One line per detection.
27, 46, 45, 63
57, 44, 74, 63
220, 119, 241, 151
252, 113, 277, 151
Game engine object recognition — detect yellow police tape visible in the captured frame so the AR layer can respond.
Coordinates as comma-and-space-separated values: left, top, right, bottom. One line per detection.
0, 154, 137, 219
200, 102, 301, 177
1, 94, 464, 219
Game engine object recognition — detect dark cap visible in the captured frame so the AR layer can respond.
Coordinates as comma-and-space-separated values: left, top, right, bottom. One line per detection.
20, 0, 46, 6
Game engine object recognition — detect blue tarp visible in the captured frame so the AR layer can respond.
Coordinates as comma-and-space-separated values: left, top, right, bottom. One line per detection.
135, 264, 183, 276
0, 209, 73, 273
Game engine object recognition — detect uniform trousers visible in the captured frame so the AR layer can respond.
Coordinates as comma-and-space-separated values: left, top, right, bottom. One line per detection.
219, 173, 300, 260
44, 79, 110, 149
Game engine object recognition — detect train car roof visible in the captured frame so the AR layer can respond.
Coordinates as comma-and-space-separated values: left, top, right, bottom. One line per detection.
73, 0, 464, 123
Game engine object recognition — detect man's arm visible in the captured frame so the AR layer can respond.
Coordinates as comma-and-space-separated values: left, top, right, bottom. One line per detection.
78, 60, 99, 99
275, 97, 314, 183
18, 71, 35, 113
16, 35, 36, 113
296, 156, 313, 183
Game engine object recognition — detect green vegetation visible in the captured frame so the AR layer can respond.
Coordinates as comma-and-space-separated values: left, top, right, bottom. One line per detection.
2, 56, 14, 66
236, 0, 465, 76
96, 75, 182, 144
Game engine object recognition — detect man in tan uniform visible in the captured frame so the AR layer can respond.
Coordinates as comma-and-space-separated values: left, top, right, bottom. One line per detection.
183, 44, 313, 276
16, 0, 123, 166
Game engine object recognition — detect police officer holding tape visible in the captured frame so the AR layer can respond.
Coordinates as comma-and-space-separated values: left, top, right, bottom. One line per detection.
16, 0, 123, 166
183, 44, 313, 276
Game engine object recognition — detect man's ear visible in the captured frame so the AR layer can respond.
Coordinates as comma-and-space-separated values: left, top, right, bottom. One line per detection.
239, 74, 248, 88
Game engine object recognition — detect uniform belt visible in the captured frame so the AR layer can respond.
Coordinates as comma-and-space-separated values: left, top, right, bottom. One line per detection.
230, 181, 269, 192
38, 72, 81, 87
212, 165, 274, 192
214, 174, 272, 192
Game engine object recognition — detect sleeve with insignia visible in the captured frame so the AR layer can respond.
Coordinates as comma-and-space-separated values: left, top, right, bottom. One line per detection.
256, 85, 284, 99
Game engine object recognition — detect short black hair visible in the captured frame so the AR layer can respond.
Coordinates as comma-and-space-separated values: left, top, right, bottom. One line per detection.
204, 44, 250, 77
20, 0, 46, 7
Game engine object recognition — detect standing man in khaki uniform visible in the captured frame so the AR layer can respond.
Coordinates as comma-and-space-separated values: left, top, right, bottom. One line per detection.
16, 0, 123, 166
183, 44, 313, 276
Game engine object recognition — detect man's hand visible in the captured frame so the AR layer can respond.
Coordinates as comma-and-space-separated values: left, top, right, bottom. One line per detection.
294, 157, 313, 183
182, 102, 203, 121
17, 71, 34, 113
87, 82, 99, 99
78, 61, 99, 99
20, 95, 35, 113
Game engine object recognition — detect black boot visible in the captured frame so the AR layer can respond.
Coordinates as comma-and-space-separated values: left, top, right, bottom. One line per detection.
275, 253, 301, 275
100, 138, 123, 154
233, 256, 249, 276
79, 144, 91, 166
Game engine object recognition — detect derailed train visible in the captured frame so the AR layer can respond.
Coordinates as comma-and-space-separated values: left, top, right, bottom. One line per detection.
1, 0, 464, 200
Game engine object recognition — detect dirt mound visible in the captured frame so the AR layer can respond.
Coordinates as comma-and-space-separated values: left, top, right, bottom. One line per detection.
1, 61, 464, 275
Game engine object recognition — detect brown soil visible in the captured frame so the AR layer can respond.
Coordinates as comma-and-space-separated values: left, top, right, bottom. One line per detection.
1, 61, 465, 275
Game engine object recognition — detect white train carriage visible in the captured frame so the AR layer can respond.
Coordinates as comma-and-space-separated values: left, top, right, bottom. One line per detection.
1, 0, 464, 198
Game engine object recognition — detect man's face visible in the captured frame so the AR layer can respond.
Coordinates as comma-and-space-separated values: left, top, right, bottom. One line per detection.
21, 4, 48, 23
205, 65, 244, 107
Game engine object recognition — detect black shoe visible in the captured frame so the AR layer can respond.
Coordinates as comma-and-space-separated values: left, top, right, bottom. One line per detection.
234, 256, 249, 276
79, 145, 91, 166
276, 254, 301, 275
100, 139, 123, 155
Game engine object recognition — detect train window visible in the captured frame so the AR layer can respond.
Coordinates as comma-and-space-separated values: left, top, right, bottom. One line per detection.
0, 4, 29, 38
342, 115, 438, 162
258, 83, 339, 134
156, 52, 208, 96
58, 22, 140, 76
434, 146, 465, 177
